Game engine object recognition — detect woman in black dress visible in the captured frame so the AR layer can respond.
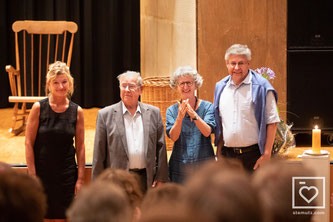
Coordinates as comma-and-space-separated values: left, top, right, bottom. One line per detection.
25, 61, 85, 221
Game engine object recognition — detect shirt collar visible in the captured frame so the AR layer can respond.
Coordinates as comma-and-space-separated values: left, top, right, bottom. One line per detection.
243, 70, 252, 84
122, 101, 141, 115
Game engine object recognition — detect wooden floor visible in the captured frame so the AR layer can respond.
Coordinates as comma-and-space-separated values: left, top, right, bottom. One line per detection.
0, 107, 100, 165
2, 107, 333, 165
0, 107, 173, 166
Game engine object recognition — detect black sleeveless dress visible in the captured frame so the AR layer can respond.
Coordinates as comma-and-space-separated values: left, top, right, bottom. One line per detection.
34, 98, 78, 219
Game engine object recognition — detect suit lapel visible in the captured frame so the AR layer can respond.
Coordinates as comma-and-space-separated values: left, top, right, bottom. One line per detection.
140, 102, 150, 157
114, 102, 129, 156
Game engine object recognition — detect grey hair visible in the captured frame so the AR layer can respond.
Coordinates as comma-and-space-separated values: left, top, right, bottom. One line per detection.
225, 44, 252, 61
117, 71, 143, 88
169, 66, 203, 89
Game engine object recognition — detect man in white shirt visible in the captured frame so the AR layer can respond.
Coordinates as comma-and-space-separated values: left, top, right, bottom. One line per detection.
213, 44, 280, 171
92, 71, 168, 191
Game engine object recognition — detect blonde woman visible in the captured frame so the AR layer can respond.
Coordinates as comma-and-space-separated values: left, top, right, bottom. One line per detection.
25, 61, 85, 221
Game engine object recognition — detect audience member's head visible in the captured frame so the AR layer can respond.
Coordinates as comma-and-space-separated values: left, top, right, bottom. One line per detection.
140, 182, 197, 222
67, 181, 132, 222
141, 182, 185, 213
96, 168, 143, 221
96, 168, 143, 209
252, 159, 315, 222
216, 156, 246, 171
184, 159, 262, 222
139, 202, 198, 222
0, 171, 46, 222
0, 161, 12, 173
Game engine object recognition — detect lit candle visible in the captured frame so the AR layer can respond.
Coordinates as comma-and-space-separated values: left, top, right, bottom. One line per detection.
312, 125, 321, 154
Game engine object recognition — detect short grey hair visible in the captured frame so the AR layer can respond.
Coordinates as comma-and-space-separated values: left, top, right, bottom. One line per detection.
117, 71, 143, 88
225, 44, 251, 61
169, 66, 203, 89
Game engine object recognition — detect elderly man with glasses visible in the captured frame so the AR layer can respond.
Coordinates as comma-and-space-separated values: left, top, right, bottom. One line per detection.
92, 71, 168, 193
214, 44, 280, 171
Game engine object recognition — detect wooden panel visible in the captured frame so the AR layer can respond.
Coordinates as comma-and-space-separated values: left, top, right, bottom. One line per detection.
197, 0, 287, 120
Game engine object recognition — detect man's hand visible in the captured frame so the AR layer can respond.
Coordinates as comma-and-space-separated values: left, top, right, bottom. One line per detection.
253, 152, 271, 170
152, 180, 164, 188
254, 123, 278, 170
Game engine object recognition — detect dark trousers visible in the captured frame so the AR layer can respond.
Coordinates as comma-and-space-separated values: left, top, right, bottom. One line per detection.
129, 168, 147, 193
221, 144, 261, 172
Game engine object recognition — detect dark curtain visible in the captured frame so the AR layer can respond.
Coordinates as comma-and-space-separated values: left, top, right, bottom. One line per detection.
0, 0, 140, 108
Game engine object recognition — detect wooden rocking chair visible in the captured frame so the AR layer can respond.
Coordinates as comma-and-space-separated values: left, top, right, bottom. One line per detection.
6, 20, 78, 134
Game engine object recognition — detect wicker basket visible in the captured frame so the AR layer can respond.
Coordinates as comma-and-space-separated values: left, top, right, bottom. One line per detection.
141, 76, 179, 151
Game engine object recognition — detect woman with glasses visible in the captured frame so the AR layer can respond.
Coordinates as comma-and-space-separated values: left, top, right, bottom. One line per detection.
166, 66, 216, 183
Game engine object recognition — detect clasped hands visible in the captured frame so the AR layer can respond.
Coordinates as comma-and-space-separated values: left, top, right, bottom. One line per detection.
177, 99, 198, 121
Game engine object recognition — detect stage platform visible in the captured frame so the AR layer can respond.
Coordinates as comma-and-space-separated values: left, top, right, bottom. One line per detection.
2, 107, 333, 164
3, 107, 333, 164
0, 107, 99, 165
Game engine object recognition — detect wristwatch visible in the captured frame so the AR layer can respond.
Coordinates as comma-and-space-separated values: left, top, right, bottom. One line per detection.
192, 114, 199, 120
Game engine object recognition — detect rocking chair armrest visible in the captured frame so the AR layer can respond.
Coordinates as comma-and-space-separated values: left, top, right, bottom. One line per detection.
5, 65, 20, 75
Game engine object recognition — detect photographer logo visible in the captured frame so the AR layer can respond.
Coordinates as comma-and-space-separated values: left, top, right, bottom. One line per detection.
292, 177, 325, 209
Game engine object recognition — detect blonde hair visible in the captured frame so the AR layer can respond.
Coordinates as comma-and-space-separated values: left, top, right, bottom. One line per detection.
46, 61, 74, 97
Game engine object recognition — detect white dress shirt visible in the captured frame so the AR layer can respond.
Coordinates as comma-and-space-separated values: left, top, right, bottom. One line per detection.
122, 102, 146, 169
219, 72, 280, 147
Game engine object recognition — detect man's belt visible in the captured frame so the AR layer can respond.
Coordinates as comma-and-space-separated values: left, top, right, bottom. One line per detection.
224, 144, 259, 154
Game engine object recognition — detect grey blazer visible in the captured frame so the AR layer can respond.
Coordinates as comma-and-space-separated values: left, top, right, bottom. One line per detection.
92, 101, 168, 186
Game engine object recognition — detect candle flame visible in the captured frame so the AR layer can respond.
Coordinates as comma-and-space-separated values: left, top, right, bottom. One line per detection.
315, 125, 318, 129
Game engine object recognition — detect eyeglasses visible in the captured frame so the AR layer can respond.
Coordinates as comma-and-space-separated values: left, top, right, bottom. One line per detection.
120, 83, 137, 91
178, 81, 193, 87
228, 61, 248, 68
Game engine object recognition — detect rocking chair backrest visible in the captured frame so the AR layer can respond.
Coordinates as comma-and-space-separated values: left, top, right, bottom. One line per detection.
6, 20, 78, 133
10, 20, 78, 98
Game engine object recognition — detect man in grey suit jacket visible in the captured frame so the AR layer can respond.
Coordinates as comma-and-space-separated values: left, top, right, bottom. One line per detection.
92, 71, 168, 191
